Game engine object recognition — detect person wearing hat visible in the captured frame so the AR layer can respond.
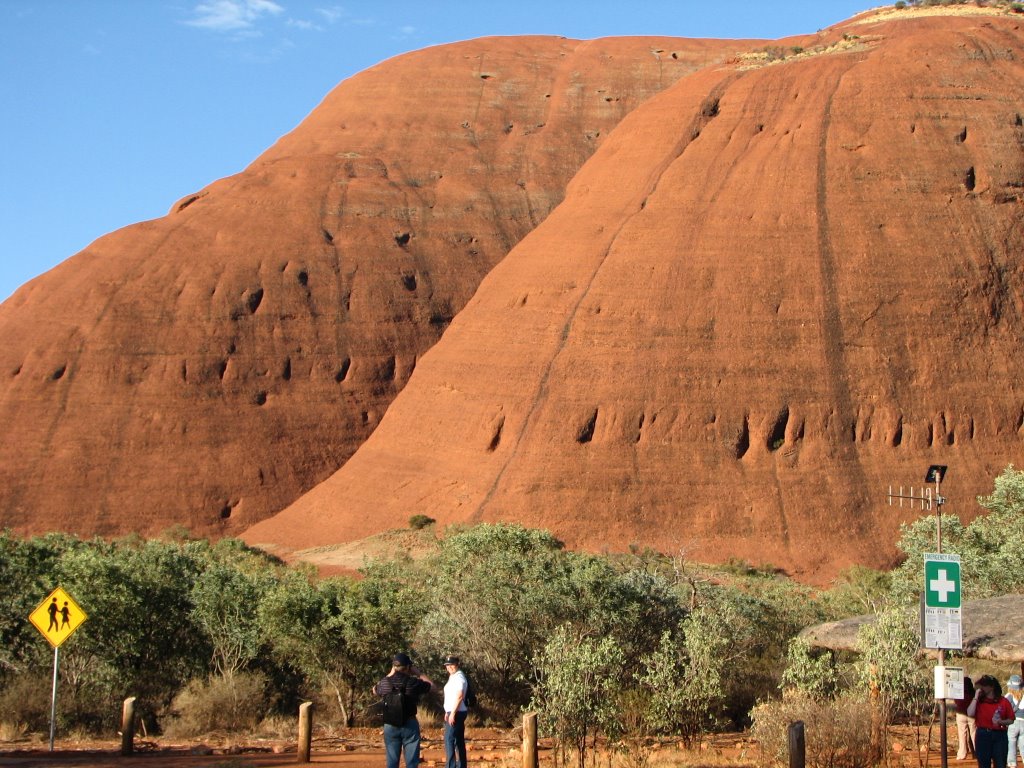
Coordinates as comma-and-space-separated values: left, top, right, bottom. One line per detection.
968, 674, 1015, 768
374, 653, 434, 768
442, 655, 469, 768
1007, 675, 1024, 768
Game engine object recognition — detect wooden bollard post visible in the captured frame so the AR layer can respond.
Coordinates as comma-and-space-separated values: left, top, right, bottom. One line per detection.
297, 701, 313, 763
788, 720, 805, 768
523, 712, 538, 768
120, 697, 137, 756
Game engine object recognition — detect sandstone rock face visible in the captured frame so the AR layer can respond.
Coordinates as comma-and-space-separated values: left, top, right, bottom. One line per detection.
0, 36, 746, 537
242, 12, 1024, 582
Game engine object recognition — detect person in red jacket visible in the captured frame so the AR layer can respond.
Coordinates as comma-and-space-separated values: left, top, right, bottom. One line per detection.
968, 675, 1016, 768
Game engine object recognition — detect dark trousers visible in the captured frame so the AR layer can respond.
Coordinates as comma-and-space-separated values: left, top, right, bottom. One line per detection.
977, 727, 1010, 768
384, 718, 422, 768
444, 709, 468, 768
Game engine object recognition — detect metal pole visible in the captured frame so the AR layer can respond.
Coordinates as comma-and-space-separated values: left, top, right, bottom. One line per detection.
936, 473, 947, 768
49, 646, 59, 752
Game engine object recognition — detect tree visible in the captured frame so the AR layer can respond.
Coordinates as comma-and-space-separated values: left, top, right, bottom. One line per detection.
262, 562, 425, 725
415, 524, 577, 712
530, 624, 624, 768
855, 606, 930, 723
188, 540, 279, 679
780, 636, 839, 700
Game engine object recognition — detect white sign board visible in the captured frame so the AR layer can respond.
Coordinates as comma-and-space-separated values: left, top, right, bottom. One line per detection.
923, 553, 963, 650
935, 666, 965, 700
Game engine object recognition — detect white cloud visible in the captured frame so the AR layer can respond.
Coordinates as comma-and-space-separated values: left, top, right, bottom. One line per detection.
186, 0, 285, 32
316, 6, 344, 25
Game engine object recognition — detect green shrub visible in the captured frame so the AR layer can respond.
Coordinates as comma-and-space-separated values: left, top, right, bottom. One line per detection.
408, 514, 435, 530
780, 637, 839, 699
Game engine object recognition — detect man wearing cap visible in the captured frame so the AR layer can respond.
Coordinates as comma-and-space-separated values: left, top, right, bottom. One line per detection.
443, 655, 469, 768
374, 653, 434, 768
1007, 675, 1024, 768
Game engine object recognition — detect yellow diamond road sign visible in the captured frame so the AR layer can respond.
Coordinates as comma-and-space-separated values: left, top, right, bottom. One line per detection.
29, 587, 87, 648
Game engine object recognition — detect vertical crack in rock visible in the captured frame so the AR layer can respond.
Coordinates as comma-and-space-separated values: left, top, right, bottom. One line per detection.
811, 68, 873, 540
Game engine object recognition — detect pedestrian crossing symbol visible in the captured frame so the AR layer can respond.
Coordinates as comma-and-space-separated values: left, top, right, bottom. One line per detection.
29, 587, 87, 648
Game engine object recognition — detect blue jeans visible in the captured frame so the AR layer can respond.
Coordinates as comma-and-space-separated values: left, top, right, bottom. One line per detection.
444, 710, 468, 768
384, 718, 422, 768
977, 727, 1009, 768
1009, 718, 1024, 766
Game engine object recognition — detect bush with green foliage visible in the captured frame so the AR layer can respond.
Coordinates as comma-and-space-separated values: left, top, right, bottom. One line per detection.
529, 624, 624, 768
855, 607, 931, 723
780, 637, 839, 700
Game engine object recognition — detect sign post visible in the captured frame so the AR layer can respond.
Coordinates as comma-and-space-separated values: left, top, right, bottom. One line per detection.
888, 465, 954, 768
28, 587, 88, 751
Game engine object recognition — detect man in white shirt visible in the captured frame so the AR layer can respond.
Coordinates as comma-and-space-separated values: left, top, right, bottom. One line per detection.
442, 655, 469, 768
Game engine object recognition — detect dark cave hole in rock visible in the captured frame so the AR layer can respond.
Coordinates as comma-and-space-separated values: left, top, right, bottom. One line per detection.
734, 415, 750, 459
488, 415, 505, 452
246, 288, 265, 314
965, 166, 976, 191
577, 409, 598, 444
767, 407, 789, 451
335, 358, 351, 382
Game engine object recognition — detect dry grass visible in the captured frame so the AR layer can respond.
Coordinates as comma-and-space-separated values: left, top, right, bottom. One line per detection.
854, 4, 1017, 26
735, 37, 873, 70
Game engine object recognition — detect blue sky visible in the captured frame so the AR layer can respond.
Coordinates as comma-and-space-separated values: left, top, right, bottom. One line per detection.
0, 1, 871, 302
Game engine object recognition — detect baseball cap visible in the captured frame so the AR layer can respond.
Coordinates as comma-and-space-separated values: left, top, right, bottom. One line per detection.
392, 653, 412, 667
443, 655, 460, 666
1009, 674, 1023, 690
